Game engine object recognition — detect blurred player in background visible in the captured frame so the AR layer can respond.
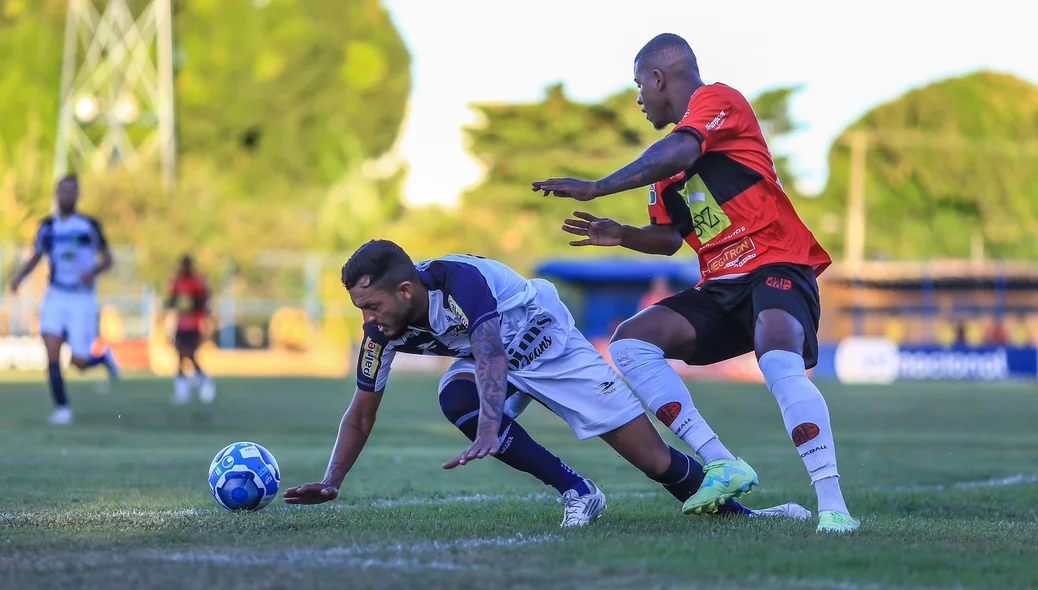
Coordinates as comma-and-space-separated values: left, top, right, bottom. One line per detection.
7, 175, 120, 425
533, 33, 858, 532
166, 255, 215, 405
284, 240, 811, 526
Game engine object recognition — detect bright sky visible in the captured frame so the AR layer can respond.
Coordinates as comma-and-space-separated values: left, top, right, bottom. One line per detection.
383, 0, 1038, 206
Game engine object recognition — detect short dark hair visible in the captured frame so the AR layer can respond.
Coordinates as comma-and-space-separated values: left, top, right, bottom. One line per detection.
58, 174, 78, 186
635, 33, 698, 74
341, 239, 419, 291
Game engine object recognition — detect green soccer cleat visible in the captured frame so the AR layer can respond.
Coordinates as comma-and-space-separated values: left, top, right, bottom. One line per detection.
682, 457, 758, 515
817, 510, 860, 533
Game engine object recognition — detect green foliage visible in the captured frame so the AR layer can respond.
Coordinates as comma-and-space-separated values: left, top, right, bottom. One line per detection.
0, 0, 412, 286
817, 71, 1038, 260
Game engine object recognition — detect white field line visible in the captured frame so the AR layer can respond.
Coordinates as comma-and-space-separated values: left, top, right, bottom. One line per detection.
1, 475, 1035, 524
0, 534, 559, 573
138, 533, 559, 570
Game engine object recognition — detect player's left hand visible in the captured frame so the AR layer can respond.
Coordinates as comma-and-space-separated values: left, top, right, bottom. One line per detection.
532, 178, 601, 202
442, 433, 501, 469
79, 272, 95, 287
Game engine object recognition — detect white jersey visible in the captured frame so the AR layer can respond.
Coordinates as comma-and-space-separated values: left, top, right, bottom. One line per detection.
353, 254, 646, 441
34, 214, 108, 292
356, 255, 571, 392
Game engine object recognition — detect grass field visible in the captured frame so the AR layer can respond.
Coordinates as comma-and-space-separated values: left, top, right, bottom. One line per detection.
2, 373, 1037, 589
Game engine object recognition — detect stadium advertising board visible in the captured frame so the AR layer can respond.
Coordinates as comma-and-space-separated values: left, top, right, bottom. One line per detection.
830, 337, 1038, 383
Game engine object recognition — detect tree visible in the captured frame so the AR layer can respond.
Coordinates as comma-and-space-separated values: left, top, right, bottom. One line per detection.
816, 71, 1038, 261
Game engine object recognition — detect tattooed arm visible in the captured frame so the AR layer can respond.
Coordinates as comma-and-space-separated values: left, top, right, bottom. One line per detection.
443, 317, 508, 469
532, 133, 702, 202
283, 388, 384, 504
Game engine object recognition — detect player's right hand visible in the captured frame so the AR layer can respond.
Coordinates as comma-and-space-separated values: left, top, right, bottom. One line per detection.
282, 482, 339, 504
562, 211, 623, 247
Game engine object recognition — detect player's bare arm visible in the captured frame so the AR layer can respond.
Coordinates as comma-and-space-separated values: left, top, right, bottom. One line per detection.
532, 133, 702, 201
443, 317, 507, 469
282, 387, 384, 504
82, 246, 113, 286
8, 250, 43, 293
563, 211, 684, 256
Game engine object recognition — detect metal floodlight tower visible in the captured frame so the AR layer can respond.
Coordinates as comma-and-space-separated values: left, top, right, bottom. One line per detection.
53, 0, 175, 186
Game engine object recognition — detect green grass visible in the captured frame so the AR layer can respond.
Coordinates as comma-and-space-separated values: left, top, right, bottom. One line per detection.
2, 375, 1037, 589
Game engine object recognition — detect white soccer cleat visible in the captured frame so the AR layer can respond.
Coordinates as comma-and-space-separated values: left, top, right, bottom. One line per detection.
197, 376, 216, 405
749, 502, 813, 520
172, 376, 191, 406
48, 406, 73, 426
559, 480, 607, 527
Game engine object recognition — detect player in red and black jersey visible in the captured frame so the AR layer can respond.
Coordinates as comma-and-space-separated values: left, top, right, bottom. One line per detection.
532, 33, 857, 532
166, 255, 216, 405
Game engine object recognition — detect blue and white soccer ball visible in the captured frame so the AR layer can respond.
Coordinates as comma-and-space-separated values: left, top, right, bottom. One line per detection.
207, 441, 281, 511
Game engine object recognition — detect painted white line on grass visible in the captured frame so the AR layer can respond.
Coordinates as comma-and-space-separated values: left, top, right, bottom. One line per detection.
887, 473, 1038, 493
2, 475, 1035, 524
139, 533, 559, 570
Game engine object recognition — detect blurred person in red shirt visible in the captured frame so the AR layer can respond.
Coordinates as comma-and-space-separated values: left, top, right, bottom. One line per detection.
166, 255, 215, 405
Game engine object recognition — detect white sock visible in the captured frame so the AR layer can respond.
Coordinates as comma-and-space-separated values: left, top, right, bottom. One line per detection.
758, 349, 849, 515
609, 338, 735, 463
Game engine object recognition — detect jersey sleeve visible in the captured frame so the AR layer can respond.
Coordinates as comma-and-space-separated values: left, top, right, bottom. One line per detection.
356, 322, 395, 393
86, 217, 109, 249
33, 218, 53, 254
670, 86, 740, 155
439, 262, 499, 335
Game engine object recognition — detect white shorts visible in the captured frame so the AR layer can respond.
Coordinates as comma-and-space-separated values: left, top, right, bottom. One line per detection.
39, 288, 99, 359
438, 280, 646, 440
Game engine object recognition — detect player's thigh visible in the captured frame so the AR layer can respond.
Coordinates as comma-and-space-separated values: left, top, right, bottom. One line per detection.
437, 361, 529, 421
175, 330, 201, 357
511, 332, 646, 441
750, 264, 821, 368
638, 287, 753, 365
38, 289, 67, 340
65, 295, 99, 360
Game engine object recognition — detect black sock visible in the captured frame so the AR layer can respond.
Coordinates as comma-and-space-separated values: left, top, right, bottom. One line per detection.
651, 447, 749, 515
48, 362, 68, 407
439, 379, 589, 496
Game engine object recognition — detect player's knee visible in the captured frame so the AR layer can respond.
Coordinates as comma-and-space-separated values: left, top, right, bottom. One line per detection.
610, 316, 658, 345
754, 309, 805, 356
438, 377, 480, 425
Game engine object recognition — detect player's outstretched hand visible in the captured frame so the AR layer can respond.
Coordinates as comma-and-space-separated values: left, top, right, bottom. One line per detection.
442, 433, 501, 470
562, 211, 623, 247
532, 178, 600, 202
282, 482, 339, 504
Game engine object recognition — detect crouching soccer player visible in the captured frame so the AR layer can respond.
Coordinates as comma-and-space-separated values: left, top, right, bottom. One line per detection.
284, 240, 810, 525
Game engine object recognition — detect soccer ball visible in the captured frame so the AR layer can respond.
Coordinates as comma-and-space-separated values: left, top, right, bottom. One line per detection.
207, 441, 281, 511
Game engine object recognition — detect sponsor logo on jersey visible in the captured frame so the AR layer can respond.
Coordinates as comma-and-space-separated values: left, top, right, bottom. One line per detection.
506, 314, 554, 371
447, 295, 469, 327
705, 110, 727, 131
648, 184, 658, 206
360, 337, 382, 379
706, 236, 757, 274
597, 381, 618, 396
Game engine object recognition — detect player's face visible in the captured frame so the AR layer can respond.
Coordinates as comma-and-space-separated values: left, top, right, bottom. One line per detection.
634, 62, 668, 130
350, 282, 414, 340
56, 180, 79, 213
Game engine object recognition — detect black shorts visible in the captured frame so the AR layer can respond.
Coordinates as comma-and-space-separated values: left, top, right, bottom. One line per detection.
656, 263, 821, 369
174, 330, 202, 351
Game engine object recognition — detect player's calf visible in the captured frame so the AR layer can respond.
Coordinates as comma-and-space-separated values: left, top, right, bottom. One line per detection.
438, 377, 603, 526
754, 310, 855, 528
